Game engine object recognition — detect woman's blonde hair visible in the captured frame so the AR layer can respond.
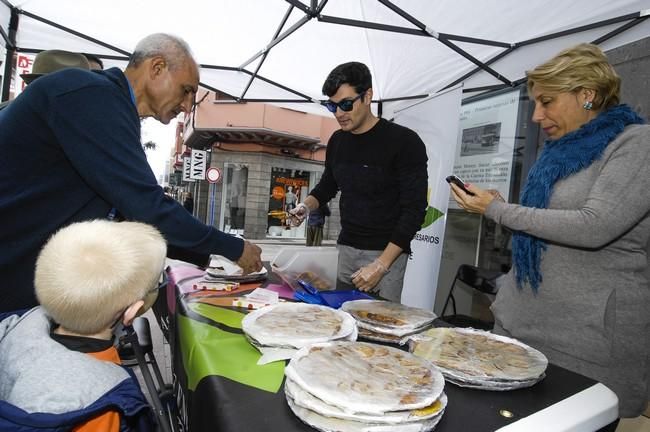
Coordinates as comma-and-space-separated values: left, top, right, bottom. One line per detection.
526, 43, 621, 110
35, 220, 167, 334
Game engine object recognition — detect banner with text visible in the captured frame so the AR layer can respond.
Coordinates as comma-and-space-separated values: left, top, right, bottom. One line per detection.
13, 53, 35, 97
396, 86, 463, 310
452, 89, 520, 205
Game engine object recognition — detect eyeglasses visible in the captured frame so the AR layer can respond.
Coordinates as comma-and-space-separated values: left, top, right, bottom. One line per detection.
322, 91, 366, 113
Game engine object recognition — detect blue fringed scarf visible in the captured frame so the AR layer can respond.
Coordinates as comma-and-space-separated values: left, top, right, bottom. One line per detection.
512, 104, 645, 292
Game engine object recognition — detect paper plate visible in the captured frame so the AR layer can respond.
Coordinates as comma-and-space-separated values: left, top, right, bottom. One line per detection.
285, 341, 444, 415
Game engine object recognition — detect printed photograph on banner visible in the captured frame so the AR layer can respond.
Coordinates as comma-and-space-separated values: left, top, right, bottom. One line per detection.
453, 88, 522, 204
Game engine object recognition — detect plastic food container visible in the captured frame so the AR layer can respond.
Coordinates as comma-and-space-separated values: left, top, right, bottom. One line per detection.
271, 247, 338, 291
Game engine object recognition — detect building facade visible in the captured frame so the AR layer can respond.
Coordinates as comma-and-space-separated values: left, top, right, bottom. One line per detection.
173, 90, 341, 241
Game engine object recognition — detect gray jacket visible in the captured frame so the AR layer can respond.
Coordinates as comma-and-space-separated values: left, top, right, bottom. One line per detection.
0, 307, 130, 414
486, 124, 650, 418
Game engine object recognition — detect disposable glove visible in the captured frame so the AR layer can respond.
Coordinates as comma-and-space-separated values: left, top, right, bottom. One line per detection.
351, 259, 389, 292
287, 203, 310, 227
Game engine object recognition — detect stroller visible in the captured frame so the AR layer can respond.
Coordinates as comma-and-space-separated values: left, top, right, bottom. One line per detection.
117, 272, 181, 432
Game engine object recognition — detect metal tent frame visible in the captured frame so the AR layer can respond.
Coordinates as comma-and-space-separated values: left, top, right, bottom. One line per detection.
1, 0, 649, 111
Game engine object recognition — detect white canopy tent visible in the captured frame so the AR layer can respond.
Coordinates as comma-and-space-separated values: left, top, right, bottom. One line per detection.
1, 0, 649, 117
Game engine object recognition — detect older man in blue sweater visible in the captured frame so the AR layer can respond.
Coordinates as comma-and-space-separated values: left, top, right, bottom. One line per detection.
0, 33, 262, 312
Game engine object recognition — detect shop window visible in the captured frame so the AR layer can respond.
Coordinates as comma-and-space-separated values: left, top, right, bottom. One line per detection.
221, 164, 248, 235
268, 168, 310, 238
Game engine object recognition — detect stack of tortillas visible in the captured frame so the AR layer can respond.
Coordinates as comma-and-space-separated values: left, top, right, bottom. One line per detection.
242, 303, 357, 364
410, 327, 548, 390
341, 300, 436, 345
284, 341, 447, 432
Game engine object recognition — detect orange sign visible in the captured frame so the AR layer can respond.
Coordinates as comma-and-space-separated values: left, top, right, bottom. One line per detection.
272, 186, 285, 200
275, 177, 309, 187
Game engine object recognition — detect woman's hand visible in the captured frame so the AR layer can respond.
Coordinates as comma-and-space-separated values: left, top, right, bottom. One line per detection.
450, 183, 503, 214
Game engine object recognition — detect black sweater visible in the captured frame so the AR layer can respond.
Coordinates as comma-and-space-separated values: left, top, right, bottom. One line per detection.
310, 118, 428, 252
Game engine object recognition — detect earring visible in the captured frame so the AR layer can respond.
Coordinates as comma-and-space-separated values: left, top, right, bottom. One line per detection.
583, 101, 593, 110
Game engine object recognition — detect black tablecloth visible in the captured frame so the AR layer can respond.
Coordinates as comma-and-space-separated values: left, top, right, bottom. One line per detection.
165, 264, 616, 432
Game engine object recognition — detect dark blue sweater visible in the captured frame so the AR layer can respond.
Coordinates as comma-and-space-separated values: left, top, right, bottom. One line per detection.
0, 67, 243, 312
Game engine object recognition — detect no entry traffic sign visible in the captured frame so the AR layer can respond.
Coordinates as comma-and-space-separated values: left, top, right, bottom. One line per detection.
206, 167, 222, 183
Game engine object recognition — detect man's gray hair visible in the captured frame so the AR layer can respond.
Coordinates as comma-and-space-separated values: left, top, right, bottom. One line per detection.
128, 33, 195, 71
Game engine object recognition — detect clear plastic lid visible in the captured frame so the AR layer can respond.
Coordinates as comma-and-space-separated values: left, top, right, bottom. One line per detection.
242, 303, 356, 348
410, 327, 548, 382
285, 341, 445, 415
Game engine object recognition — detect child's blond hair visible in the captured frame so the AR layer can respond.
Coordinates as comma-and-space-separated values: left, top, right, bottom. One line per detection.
35, 220, 166, 334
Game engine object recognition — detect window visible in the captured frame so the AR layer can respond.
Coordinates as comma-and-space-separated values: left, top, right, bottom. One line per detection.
267, 167, 310, 238
220, 164, 248, 235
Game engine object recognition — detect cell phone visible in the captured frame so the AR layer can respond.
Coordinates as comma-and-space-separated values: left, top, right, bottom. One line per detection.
445, 175, 475, 196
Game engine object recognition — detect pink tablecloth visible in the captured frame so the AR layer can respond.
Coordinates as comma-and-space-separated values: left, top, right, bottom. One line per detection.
165, 262, 295, 314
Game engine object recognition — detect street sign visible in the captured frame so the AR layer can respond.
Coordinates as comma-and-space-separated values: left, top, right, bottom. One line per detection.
190, 149, 207, 180
206, 167, 222, 183
182, 157, 195, 182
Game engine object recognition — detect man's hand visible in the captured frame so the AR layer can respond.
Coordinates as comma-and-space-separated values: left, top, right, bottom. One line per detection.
287, 203, 310, 227
237, 240, 263, 274
351, 259, 389, 292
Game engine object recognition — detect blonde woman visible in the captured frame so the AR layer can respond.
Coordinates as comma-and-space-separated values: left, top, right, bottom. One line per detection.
451, 44, 649, 418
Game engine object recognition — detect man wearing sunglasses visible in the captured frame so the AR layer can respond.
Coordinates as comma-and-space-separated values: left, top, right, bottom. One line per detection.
289, 62, 428, 303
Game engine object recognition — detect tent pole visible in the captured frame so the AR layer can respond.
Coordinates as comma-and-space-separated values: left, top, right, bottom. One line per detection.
238, 14, 310, 69
442, 47, 516, 92
517, 11, 644, 47
239, 0, 326, 71
19, 10, 130, 55
1, 6, 17, 102
249, 72, 314, 101
319, 14, 426, 36
376, 0, 513, 86
201, 63, 314, 102
380, 94, 428, 103
592, 16, 649, 45
194, 82, 239, 101
315, 0, 329, 14
442, 12, 649, 94
240, 5, 294, 99
284, 0, 311, 16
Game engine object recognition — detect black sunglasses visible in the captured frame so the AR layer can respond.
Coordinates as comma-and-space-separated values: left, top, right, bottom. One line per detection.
322, 91, 366, 113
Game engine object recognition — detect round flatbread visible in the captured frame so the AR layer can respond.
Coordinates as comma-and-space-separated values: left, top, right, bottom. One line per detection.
285, 377, 446, 424
285, 341, 444, 415
410, 327, 547, 385
242, 303, 356, 348
444, 374, 544, 391
286, 393, 445, 432
341, 300, 436, 336
357, 327, 405, 344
